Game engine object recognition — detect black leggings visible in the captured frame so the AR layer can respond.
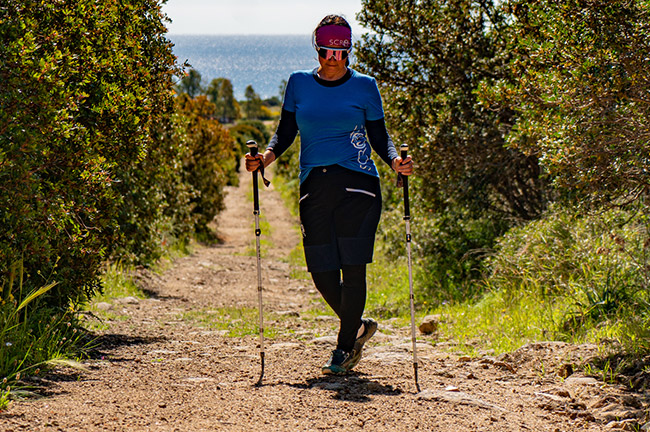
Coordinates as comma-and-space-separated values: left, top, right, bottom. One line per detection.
311, 264, 366, 353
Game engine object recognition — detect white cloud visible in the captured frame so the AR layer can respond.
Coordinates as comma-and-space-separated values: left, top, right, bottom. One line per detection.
161, 0, 364, 35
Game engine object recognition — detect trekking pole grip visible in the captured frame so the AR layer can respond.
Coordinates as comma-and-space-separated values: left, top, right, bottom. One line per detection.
248, 140, 258, 158
400, 144, 410, 220
247, 140, 260, 212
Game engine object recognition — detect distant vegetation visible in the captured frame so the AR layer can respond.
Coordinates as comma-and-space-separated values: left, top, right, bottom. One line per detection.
176, 68, 281, 123
175, 68, 278, 180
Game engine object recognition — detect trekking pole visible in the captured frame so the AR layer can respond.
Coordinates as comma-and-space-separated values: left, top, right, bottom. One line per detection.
247, 140, 265, 386
398, 143, 421, 393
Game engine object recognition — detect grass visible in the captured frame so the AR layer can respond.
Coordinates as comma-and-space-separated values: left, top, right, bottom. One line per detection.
246, 216, 273, 257
148, 239, 194, 275
0, 261, 89, 410
85, 237, 195, 327
83, 262, 150, 332
244, 185, 274, 257
424, 280, 649, 361
98, 262, 148, 302
268, 165, 300, 217
175, 304, 339, 341
374, 220, 647, 373
0, 256, 161, 410
429, 288, 572, 355
405, 205, 650, 382
365, 254, 422, 322
286, 239, 310, 281
177, 307, 279, 338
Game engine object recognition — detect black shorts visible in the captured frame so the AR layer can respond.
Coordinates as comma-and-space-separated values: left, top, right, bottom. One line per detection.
299, 165, 382, 273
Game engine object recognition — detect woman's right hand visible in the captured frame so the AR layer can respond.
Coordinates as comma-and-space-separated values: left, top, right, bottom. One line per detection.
392, 155, 413, 176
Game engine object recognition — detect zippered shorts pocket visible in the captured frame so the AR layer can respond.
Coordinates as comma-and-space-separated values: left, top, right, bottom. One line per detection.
345, 188, 376, 198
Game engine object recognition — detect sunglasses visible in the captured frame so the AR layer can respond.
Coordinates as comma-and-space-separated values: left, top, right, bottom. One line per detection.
316, 46, 350, 61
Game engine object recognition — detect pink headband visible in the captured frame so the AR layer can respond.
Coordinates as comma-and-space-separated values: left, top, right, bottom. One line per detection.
315, 25, 351, 48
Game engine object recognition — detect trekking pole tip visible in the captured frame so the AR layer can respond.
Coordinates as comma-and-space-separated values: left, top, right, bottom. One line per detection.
414, 363, 421, 393
254, 352, 265, 387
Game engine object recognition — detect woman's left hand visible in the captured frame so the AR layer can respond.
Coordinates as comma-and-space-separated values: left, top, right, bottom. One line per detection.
392, 155, 413, 176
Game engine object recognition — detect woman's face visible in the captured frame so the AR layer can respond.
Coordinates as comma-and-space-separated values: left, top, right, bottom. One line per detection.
317, 46, 348, 74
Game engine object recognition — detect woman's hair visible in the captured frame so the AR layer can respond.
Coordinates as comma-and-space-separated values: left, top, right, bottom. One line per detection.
315, 14, 351, 31
313, 14, 352, 66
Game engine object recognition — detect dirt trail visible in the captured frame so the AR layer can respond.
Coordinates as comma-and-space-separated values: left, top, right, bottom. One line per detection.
1, 167, 647, 431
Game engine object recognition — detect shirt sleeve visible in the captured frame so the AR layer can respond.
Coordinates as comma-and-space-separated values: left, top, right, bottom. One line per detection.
282, 73, 297, 112
366, 117, 398, 168
365, 77, 385, 122
267, 109, 298, 158
267, 74, 298, 158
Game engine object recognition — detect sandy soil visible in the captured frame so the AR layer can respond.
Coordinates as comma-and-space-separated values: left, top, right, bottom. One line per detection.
1, 166, 648, 431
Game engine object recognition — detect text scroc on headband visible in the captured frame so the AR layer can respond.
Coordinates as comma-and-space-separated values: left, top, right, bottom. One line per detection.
315, 25, 351, 48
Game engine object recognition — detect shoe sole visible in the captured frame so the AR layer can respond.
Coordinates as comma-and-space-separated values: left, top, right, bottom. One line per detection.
322, 366, 348, 375
347, 318, 378, 370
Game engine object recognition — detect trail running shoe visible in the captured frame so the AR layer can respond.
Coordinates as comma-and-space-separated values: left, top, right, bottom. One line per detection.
347, 318, 378, 369
322, 349, 353, 375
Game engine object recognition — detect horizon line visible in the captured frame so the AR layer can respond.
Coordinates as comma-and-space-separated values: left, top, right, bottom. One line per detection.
165, 32, 369, 37
166, 33, 311, 36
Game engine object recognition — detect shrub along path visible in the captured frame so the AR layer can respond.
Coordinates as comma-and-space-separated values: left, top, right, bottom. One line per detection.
0, 167, 646, 431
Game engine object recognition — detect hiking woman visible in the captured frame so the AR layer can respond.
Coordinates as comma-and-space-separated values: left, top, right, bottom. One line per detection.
245, 14, 413, 374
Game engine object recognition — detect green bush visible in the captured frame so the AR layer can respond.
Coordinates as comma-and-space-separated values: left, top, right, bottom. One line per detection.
355, 0, 550, 302
0, 1, 242, 404
0, 0, 182, 306
229, 121, 272, 152
375, 164, 509, 305
107, 110, 196, 264
175, 95, 238, 239
482, 0, 650, 206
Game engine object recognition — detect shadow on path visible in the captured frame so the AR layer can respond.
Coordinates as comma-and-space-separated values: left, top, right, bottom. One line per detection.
283, 373, 403, 402
88, 333, 167, 360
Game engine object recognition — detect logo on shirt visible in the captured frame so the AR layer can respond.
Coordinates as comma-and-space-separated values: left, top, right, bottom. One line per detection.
350, 126, 372, 172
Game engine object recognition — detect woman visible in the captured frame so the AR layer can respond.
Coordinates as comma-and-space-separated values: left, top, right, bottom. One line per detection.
245, 14, 413, 375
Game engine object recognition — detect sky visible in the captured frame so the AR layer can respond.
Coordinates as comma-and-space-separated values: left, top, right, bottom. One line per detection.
161, 0, 365, 36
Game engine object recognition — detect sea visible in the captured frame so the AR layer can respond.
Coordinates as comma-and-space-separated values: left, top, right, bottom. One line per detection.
167, 34, 317, 100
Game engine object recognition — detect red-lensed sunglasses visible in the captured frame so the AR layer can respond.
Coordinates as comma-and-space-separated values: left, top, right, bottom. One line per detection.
316, 46, 350, 61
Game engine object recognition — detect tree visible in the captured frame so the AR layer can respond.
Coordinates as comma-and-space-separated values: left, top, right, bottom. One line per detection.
178, 69, 203, 98
207, 77, 240, 123
229, 120, 271, 153
356, 0, 550, 292
278, 79, 288, 101
243, 84, 264, 120
481, 0, 650, 206
358, 0, 548, 222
